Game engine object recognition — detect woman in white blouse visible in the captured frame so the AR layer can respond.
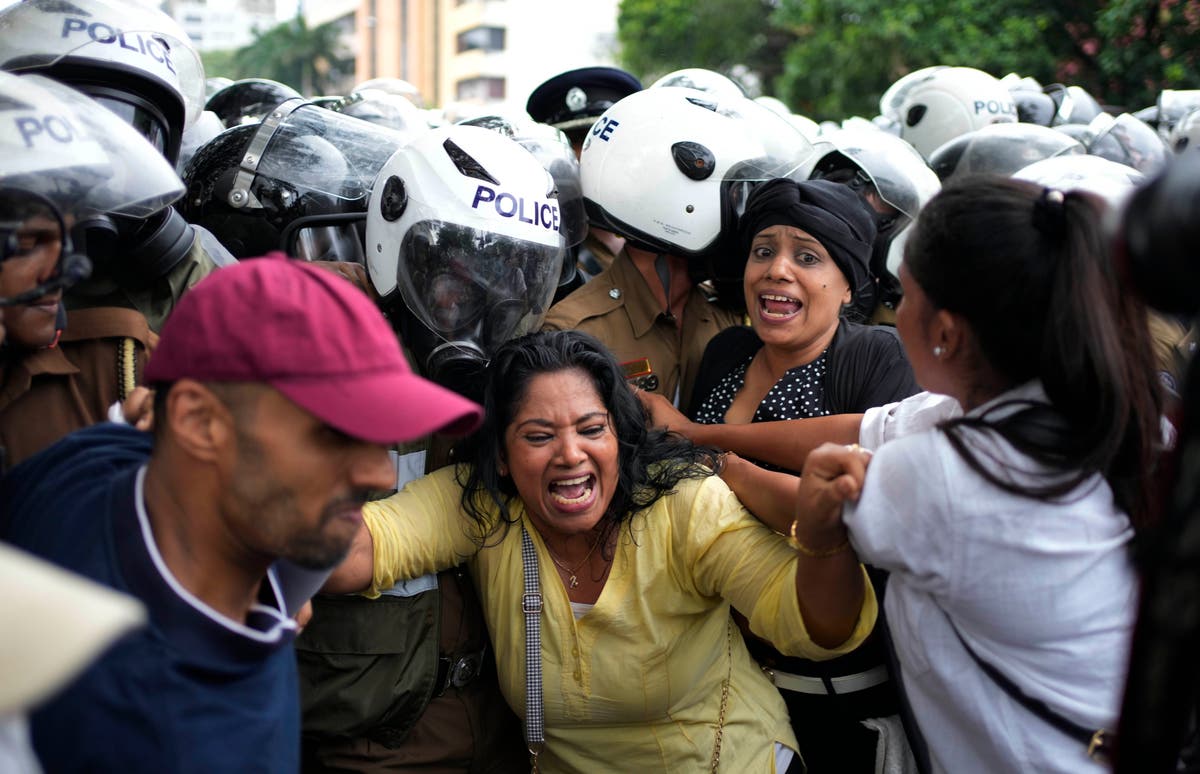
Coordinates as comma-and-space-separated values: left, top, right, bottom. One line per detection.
798, 176, 1163, 773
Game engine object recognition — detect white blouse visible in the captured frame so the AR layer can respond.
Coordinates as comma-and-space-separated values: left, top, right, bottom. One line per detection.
845, 382, 1137, 774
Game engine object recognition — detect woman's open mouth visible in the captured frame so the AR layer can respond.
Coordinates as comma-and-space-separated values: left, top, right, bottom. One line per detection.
758, 292, 802, 320
548, 473, 597, 510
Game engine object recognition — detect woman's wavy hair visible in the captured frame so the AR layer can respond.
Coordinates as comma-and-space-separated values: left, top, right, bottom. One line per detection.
454, 330, 717, 538
905, 175, 1162, 528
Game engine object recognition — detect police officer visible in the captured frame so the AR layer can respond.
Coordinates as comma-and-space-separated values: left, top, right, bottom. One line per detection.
526, 66, 642, 277
543, 86, 814, 409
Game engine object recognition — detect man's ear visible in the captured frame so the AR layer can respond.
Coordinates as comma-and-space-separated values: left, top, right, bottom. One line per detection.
162, 380, 233, 463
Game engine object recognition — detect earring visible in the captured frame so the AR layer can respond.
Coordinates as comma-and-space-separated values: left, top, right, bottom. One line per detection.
932, 346, 945, 358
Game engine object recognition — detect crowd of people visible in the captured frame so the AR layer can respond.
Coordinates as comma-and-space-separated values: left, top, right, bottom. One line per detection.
2, 0, 1200, 772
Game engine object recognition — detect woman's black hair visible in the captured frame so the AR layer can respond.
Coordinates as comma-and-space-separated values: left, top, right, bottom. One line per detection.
453, 330, 718, 540
905, 175, 1161, 528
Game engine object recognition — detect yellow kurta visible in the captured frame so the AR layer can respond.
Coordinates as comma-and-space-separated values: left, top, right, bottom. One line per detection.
365, 467, 877, 773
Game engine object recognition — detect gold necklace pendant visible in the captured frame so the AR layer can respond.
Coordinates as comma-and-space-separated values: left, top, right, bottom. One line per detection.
568, 574, 579, 589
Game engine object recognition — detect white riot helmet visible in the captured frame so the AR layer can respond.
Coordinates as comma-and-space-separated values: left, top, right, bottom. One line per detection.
0, 0, 206, 165
896, 67, 1017, 160
366, 125, 565, 392
1044, 83, 1104, 126
353, 77, 423, 108
809, 127, 941, 315
580, 87, 814, 263
1013, 154, 1144, 211
0, 72, 184, 303
928, 122, 1084, 182
1084, 112, 1169, 174
649, 68, 746, 102
879, 65, 949, 122
1170, 109, 1200, 154
337, 88, 430, 145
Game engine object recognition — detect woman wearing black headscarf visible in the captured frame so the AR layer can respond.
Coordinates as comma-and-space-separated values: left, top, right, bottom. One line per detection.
641, 178, 920, 772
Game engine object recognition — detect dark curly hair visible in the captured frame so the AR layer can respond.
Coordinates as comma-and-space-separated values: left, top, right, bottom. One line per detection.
453, 330, 718, 541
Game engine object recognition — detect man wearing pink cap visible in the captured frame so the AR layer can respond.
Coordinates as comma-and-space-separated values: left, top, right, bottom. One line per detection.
0, 255, 483, 773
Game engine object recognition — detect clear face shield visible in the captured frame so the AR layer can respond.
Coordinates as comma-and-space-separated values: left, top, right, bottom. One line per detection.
233, 100, 409, 262
397, 220, 562, 371
1087, 113, 1169, 175
0, 189, 91, 306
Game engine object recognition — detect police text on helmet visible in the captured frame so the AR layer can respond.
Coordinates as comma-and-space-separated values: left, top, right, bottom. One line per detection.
60, 18, 175, 75
14, 114, 79, 149
471, 185, 560, 232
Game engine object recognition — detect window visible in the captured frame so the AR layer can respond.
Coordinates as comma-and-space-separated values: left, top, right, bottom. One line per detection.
456, 26, 505, 53
456, 77, 505, 101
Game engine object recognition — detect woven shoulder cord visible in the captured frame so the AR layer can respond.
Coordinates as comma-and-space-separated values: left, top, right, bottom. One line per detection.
945, 614, 1112, 760
520, 526, 545, 772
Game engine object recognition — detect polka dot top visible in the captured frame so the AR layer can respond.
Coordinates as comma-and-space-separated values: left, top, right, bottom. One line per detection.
694, 350, 832, 425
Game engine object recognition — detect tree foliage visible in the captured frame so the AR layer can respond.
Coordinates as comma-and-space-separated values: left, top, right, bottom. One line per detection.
231, 15, 345, 96
616, 0, 792, 91
616, 0, 1200, 122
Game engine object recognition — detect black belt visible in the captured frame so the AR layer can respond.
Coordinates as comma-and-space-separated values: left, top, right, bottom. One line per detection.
434, 647, 487, 695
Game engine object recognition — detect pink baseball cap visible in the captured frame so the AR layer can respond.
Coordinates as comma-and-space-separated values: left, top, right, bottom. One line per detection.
144, 254, 483, 444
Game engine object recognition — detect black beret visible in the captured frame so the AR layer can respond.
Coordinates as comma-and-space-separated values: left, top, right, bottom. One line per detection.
739, 178, 878, 300
526, 67, 643, 133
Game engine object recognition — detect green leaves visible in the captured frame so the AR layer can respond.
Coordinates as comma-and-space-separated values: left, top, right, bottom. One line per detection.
617, 0, 1200, 121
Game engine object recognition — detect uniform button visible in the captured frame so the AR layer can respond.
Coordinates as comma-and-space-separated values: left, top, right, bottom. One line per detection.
573, 670, 582, 682
609, 288, 621, 299
571, 646, 579, 656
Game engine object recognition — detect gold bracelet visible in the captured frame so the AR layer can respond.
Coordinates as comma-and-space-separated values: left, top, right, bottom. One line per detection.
713, 451, 731, 475
787, 518, 851, 558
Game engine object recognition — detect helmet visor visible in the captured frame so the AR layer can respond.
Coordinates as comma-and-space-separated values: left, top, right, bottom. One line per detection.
5, 74, 183, 217
255, 102, 409, 208
397, 221, 560, 355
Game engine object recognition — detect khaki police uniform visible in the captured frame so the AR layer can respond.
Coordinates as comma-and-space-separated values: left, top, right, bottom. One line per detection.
542, 249, 741, 409
0, 306, 156, 469
1148, 310, 1196, 397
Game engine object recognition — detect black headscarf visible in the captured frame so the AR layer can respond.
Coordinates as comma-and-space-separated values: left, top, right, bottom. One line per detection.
738, 178, 877, 300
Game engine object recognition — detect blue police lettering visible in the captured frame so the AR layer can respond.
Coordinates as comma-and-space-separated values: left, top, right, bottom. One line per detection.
15, 114, 76, 148
470, 185, 560, 232
973, 99, 1016, 116
60, 17, 176, 74
591, 117, 619, 141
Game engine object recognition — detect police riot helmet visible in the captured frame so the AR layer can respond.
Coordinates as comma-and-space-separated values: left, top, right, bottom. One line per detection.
1170, 109, 1200, 154
1044, 83, 1104, 126
0, 0, 206, 165
1013, 154, 1144, 211
810, 127, 938, 237
1155, 90, 1200, 137
336, 87, 430, 144
365, 124, 565, 393
879, 66, 950, 123
352, 77, 423, 107
206, 78, 303, 129
460, 114, 588, 292
1004, 77, 1057, 127
0, 72, 187, 303
928, 122, 1085, 182
580, 86, 814, 265
1083, 112, 1169, 174
895, 67, 1018, 160
649, 68, 746, 102
182, 98, 409, 262
809, 127, 940, 316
